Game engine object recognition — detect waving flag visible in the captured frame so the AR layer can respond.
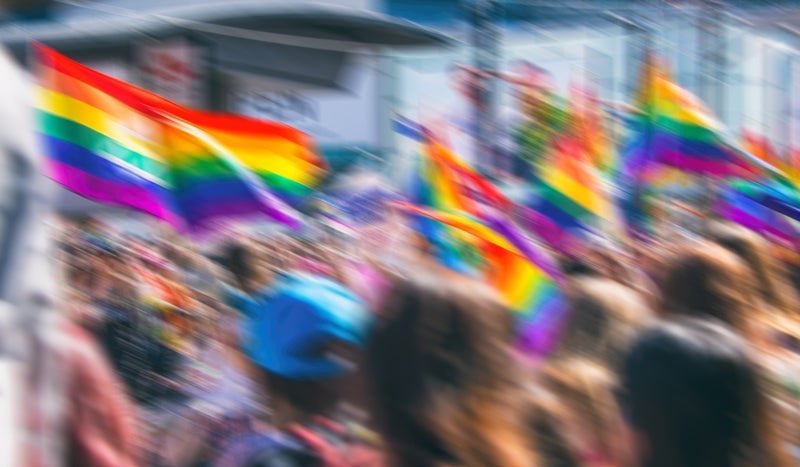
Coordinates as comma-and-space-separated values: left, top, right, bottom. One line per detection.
617, 53, 781, 240
742, 130, 784, 173
35, 44, 325, 232
525, 131, 611, 253
622, 53, 778, 180
392, 113, 594, 255
570, 82, 616, 174
398, 203, 567, 356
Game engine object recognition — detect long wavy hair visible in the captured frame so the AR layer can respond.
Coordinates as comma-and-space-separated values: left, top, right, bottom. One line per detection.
658, 242, 758, 337
707, 221, 798, 316
556, 277, 653, 366
365, 270, 538, 467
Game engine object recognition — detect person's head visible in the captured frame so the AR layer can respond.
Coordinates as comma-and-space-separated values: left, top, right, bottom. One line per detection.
250, 273, 373, 427
536, 358, 631, 467
218, 241, 275, 292
707, 221, 798, 314
512, 60, 553, 90
365, 269, 536, 467
555, 277, 653, 366
619, 318, 791, 467
449, 64, 481, 103
560, 256, 600, 278
658, 242, 757, 336
588, 246, 634, 285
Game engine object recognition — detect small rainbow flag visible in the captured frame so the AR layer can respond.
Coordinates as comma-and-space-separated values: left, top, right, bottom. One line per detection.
742, 130, 784, 173
406, 149, 476, 273
35, 44, 325, 232
569, 82, 616, 174
622, 53, 777, 180
401, 126, 514, 272
399, 203, 567, 356
527, 133, 609, 252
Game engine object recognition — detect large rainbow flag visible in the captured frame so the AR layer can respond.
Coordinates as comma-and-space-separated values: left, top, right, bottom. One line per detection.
35, 44, 325, 232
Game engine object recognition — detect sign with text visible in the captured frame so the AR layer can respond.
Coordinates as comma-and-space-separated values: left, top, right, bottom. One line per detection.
227, 59, 378, 146
138, 38, 206, 108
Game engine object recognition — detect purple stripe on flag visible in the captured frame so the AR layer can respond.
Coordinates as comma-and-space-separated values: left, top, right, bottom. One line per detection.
45, 158, 178, 225
514, 295, 568, 357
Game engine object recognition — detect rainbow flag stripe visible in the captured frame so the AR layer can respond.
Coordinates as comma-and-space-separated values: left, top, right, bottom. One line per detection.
35, 44, 324, 232
716, 181, 798, 247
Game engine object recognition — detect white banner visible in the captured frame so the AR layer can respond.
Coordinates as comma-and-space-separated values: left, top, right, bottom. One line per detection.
227, 59, 378, 146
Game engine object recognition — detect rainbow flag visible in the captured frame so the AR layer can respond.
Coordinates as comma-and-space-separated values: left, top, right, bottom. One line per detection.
618, 54, 769, 239
394, 116, 512, 212
787, 147, 800, 186
399, 203, 567, 356
569, 83, 616, 174
513, 90, 572, 179
406, 149, 476, 273
742, 130, 784, 173
35, 44, 325, 232
526, 133, 609, 252
622, 54, 777, 179
394, 114, 586, 269
400, 124, 516, 272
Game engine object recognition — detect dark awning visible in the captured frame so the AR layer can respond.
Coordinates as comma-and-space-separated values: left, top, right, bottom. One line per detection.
0, 1, 453, 57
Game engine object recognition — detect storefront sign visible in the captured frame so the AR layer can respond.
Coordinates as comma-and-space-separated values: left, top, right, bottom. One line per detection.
138, 38, 206, 108
227, 58, 378, 146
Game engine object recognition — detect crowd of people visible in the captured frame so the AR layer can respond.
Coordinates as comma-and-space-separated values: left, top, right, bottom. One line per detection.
41, 214, 800, 467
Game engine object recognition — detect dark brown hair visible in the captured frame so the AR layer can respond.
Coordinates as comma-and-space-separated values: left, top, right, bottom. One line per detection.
620, 318, 792, 467
658, 242, 757, 336
365, 270, 538, 467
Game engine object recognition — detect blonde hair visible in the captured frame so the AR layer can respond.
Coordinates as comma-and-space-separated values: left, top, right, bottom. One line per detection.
556, 277, 654, 366
536, 358, 629, 467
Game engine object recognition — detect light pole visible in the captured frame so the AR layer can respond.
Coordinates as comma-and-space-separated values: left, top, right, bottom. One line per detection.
696, 0, 727, 120
465, 0, 501, 177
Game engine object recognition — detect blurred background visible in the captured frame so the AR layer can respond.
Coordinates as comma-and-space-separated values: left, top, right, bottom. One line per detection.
1, 0, 799, 228
3, 1, 800, 466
